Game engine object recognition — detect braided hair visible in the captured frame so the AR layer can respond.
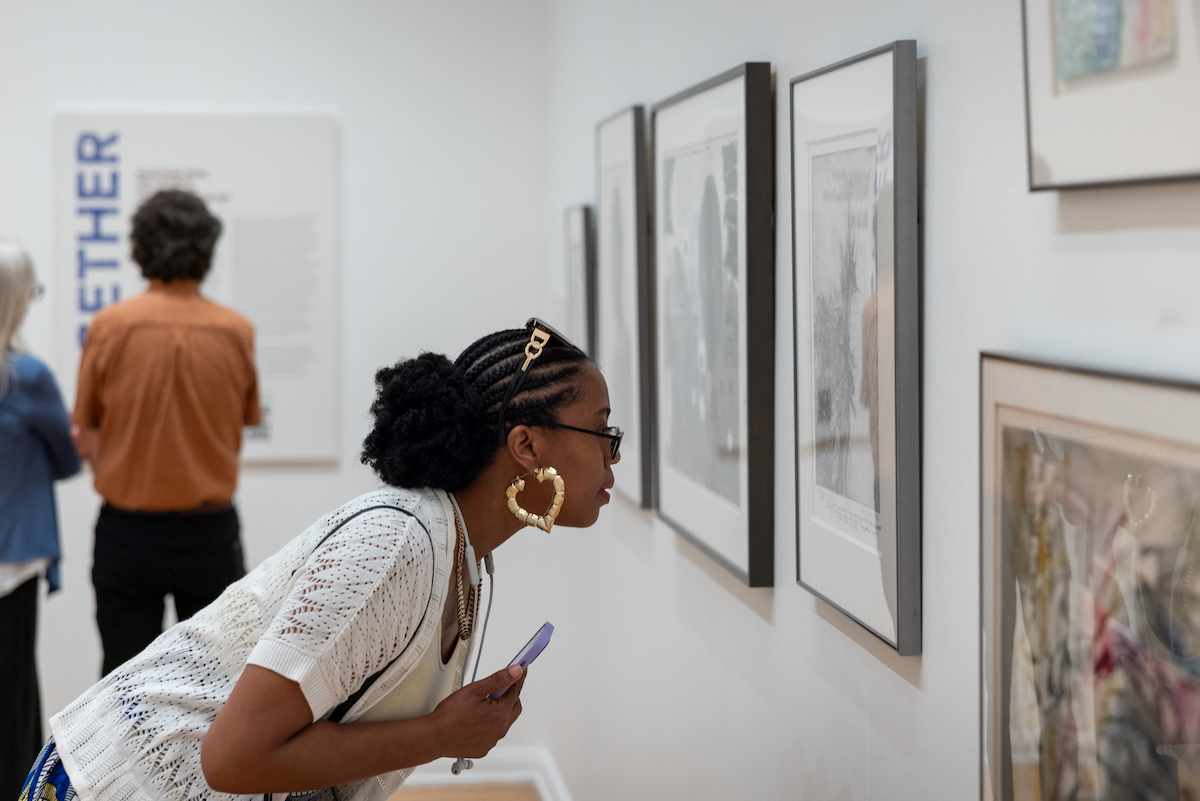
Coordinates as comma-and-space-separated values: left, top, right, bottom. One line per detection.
361, 328, 590, 491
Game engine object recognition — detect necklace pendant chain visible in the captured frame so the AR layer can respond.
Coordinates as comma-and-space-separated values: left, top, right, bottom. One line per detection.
453, 506, 480, 643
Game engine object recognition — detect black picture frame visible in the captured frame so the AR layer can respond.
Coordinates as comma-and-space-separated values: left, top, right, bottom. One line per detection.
651, 62, 775, 587
790, 41, 921, 654
594, 105, 655, 509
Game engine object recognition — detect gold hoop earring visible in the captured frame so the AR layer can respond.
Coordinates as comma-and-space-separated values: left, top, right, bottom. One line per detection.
506, 466, 566, 532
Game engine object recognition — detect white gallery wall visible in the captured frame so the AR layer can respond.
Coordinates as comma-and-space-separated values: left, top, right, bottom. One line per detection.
5, 1, 1200, 800
517, 0, 1200, 799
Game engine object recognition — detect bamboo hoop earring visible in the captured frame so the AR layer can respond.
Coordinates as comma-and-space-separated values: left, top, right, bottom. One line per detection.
506, 467, 566, 532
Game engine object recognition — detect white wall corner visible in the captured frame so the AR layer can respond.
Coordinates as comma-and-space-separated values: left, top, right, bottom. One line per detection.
406, 746, 573, 801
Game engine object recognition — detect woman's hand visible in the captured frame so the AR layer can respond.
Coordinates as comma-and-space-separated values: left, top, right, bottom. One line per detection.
430, 664, 526, 759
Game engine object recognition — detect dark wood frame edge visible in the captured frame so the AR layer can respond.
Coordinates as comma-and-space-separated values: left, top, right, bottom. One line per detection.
584, 206, 598, 360
893, 39, 922, 656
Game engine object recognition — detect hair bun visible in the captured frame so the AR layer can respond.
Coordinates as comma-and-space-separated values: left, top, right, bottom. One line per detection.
361, 352, 492, 490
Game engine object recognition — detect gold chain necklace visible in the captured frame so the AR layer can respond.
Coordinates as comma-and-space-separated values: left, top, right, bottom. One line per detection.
452, 505, 480, 643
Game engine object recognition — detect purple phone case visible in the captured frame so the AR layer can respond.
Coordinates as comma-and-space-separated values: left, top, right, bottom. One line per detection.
488, 622, 553, 700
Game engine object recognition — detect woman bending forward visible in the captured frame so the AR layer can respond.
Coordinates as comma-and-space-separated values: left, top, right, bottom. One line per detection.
22, 320, 619, 801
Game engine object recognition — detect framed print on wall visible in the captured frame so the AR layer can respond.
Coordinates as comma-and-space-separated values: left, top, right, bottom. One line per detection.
595, 106, 655, 509
981, 354, 1200, 800
1022, 0, 1200, 189
652, 62, 775, 587
562, 204, 596, 356
791, 41, 921, 654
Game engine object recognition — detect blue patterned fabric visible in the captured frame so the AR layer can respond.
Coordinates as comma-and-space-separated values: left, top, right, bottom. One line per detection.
18, 739, 75, 801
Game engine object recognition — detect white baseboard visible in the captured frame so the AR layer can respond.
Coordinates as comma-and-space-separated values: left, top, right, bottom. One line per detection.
405, 746, 572, 801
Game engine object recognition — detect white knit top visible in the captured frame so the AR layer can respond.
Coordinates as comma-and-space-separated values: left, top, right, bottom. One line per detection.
50, 487, 457, 801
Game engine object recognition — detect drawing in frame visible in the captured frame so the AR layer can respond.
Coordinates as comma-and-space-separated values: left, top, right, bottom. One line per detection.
791, 41, 920, 654
562, 204, 596, 356
652, 62, 774, 587
595, 106, 655, 509
981, 353, 1200, 800
1022, 0, 1200, 189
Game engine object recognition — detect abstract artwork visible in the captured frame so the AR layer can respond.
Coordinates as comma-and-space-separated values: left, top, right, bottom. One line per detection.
982, 355, 1200, 801
562, 205, 595, 356
792, 42, 921, 653
1022, 0, 1200, 189
652, 63, 774, 587
595, 106, 653, 508
1055, 0, 1176, 80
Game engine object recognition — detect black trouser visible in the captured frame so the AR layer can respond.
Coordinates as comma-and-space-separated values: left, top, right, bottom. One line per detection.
0, 576, 41, 801
93, 504, 245, 677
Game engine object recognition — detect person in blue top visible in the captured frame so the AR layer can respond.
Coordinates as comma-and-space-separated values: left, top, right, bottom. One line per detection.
0, 241, 81, 801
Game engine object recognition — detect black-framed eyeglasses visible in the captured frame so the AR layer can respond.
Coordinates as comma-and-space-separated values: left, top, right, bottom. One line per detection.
544, 423, 623, 459
29, 282, 45, 302
496, 318, 581, 446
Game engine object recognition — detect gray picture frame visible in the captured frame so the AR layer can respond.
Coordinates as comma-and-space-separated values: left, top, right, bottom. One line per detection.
790, 41, 921, 654
595, 105, 655, 509
651, 62, 775, 587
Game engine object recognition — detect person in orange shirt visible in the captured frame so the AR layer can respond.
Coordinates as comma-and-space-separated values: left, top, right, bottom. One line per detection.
73, 189, 262, 676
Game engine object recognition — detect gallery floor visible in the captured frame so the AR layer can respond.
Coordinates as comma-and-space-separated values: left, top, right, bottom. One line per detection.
392, 784, 541, 801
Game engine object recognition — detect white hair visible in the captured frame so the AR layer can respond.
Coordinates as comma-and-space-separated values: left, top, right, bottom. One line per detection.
0, 240, 36, 400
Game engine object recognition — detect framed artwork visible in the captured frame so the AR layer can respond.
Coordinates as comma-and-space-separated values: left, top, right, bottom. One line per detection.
562, 205, 596, 356
595, 106, 654, 508
652, 62, 775, 587
1022, 0, 1200, 189
981, 353, 1200, 800
791, 41, 921, 654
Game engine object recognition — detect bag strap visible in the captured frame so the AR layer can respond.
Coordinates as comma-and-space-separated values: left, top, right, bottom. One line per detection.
290, 504, 427, 579
264, 502, 438, 801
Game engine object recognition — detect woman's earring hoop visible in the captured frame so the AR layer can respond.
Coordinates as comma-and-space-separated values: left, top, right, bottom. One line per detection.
506, 467, 566, 532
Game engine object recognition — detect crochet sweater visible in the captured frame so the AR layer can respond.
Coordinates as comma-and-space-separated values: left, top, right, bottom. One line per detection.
50, 487, 457, 801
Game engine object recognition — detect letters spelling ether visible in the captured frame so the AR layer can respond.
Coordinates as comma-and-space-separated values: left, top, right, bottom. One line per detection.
75, 131, 122, 346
